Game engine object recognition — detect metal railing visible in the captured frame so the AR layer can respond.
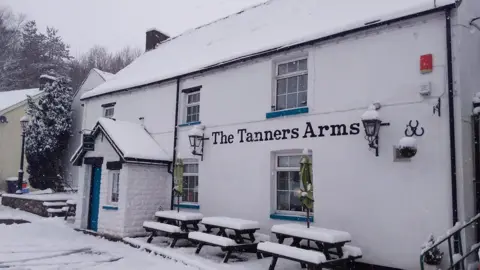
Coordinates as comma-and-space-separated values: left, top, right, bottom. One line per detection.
420, 213, 480, 270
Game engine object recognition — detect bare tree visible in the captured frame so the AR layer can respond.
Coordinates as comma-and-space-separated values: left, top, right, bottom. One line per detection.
69, 45, 142, 90
0, 7, 26, 91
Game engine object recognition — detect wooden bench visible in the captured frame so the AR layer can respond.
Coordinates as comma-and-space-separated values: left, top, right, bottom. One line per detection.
189, 231, 261, 263
63, 200, 76, 220
258, 242, 362, 270
143, 221, 188, 248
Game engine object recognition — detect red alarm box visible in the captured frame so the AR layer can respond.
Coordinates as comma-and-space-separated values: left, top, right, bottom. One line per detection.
420, 54, 433, 74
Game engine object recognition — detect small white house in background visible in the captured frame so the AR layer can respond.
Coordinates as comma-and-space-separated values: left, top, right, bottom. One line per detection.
64, 68, 114, 189
72, 0, 480, 269
70, 117, 171, 235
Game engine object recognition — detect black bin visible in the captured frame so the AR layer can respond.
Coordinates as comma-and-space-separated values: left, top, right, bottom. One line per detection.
5, 177, 18, 194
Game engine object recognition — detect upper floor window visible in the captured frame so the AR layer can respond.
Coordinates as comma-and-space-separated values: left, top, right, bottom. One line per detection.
182, 86, 201, 124
274, 58, 308, 111
102, 102, 116, 118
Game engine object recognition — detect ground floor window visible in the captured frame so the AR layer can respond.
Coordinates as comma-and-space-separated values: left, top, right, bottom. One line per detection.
275, 153, 313, 214
182, 160, 199, 203
108, 170, 120, 204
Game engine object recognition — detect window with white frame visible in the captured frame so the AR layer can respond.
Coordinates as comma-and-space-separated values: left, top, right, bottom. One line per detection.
182, 160, 199, 203
274, 58, 308, 111
185, 91, 200, 123
103, 105, 115, 118
275, 154, 313, 214
108, 171, 120, 205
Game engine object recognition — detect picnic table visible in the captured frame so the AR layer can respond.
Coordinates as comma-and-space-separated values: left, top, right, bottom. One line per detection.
202, 216, 260, 243
144, 211, 204, 247
190, 216, 262, 263
155, 210, 203, 232
271, 223, 351, 260
258, 223, 362, 270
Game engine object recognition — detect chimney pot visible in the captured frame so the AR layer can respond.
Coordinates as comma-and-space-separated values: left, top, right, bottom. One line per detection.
146, 28, 169, 52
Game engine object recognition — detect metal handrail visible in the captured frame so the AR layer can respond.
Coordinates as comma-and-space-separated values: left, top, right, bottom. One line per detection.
420, 213, 480, 270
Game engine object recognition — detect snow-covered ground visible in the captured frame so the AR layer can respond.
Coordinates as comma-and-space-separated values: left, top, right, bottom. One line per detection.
0, 205, 196, 270
0, 205, 301, 270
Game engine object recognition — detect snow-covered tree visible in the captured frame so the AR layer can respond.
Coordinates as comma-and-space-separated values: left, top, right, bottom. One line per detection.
25, 77, 73, 190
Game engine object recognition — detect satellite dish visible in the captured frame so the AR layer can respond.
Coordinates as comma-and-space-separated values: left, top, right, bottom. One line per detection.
0, 116, 7, 123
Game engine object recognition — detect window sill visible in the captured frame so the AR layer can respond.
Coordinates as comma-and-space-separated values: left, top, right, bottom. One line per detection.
102, 205, 118, 210
178, 121, 201, 127
173, 203, 200, 209
266, 107, 309, 119
270, 213, 313, 222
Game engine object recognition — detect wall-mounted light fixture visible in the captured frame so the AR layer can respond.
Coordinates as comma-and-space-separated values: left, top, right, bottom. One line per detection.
361, 104, 390, 157
188, 125, 209, 161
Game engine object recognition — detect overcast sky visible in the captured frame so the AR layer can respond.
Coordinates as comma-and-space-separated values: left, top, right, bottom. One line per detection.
1, 0, 266, 57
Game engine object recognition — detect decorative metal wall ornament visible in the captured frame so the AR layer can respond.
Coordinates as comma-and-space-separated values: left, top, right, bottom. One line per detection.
397, 120, 424, 159
404, 120, 425, 137
433, 98, 441, 117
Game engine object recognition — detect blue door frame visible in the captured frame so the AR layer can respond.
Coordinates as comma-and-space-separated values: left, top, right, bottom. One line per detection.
88, 166, 102, 231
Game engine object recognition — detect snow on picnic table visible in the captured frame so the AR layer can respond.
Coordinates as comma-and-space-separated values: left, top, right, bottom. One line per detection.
0, 205, 196, 270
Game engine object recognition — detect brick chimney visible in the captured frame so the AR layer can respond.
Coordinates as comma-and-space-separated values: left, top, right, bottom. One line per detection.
145, 28, 169, 52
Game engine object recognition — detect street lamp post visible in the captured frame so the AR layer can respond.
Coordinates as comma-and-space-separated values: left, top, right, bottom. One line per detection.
16, 115, 29, 194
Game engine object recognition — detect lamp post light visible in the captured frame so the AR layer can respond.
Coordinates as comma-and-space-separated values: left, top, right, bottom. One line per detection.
188, 125, 209, 161
16, 115, 29, 194
361, 105, 389, 157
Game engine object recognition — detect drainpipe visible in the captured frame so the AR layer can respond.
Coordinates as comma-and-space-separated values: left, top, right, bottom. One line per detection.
445, 8, 460, 252
169, 78, 181, 210
473, 113, 480, 241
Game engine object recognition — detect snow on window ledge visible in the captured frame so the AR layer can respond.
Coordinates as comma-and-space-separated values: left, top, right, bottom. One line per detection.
173, 203, 200, 210
266, 107, 309, 119
178, 121, 202, 127
270, 213, 313, 223
102, 205, 119, 210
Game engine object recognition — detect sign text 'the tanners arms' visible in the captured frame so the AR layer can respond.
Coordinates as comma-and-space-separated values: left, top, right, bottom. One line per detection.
211, 122, 361, 145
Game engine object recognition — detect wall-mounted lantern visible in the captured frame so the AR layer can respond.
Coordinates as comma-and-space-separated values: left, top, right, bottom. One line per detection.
361, 104, 390, 157
188, 125, 209, 161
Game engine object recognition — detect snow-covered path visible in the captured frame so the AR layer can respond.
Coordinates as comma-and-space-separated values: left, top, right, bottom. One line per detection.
0, 205, 197, 270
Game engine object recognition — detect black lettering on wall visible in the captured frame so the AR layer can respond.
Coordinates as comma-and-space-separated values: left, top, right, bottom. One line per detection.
227, 134, 234, 144
274, 130, 283, 140
246, 132, 254, 142
330, 124, 348, 136
237, 129, 247, 143
303, 122, 318, 138
318, 125, 330, 137
291, 128, 299, 139
212, 131, 222, 144
254, 131, 264, 142
264, 130, 274, 141
282, 129, 291, 140
349, 123, 360, 135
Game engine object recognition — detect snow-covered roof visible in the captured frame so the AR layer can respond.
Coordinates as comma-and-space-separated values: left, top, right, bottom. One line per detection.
71, 117, 171, 165
81, 0, 456, 100
93, 68, 115, 81
0, 88, 42, 114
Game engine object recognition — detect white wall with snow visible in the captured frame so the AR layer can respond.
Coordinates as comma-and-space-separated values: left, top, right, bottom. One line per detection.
78, 11, 475, 269
123, 163, 171, 237
65, 70, 106, 189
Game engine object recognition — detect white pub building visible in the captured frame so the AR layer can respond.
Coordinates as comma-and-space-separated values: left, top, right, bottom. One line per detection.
71, 0, 480, 268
